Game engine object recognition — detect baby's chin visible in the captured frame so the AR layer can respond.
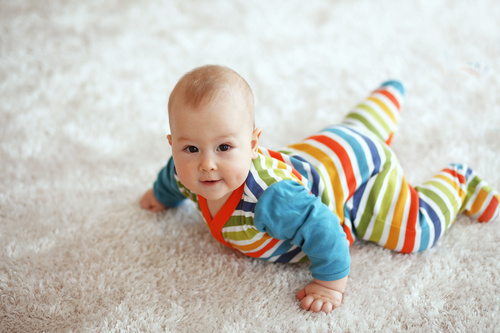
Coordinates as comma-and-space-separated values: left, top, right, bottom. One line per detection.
194, 183, 231, 200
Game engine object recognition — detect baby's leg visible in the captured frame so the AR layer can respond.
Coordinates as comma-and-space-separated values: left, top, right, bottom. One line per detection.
343, 81, 405, 146
439, 164, 499, 222
350, 163, 499, 253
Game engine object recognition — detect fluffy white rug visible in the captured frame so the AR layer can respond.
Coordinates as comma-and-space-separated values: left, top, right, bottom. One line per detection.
1, 0, 499, 332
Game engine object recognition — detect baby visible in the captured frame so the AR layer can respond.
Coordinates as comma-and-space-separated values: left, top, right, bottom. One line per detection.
140, 65, 500, 313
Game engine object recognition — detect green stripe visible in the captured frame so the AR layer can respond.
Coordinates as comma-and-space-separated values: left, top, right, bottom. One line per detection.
357, 103, 391, 135
298, 256, 310, 263
425, 179, 462, 228
177, 180, 198, 203
224, 214, 255, 228
463, 176, 481, 212
369, 166, 398, 243
273, 168, 290, 181
345, 112, 384, 141
462, 175, 493, 214
257, 156, 281, 187
223, 226, 261, 242
355, 167, 391, 238
319, 172, 331, 207
417, 185, 452, 228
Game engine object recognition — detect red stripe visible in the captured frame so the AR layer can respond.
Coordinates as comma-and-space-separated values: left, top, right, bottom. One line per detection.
401, 185, 419, 253
309, 134, 357, 197
244, 238, 281, 258
442, 168, 466, 184
375, 89, 400, 110
478, 196, 499, 222
267, 149, 284, 161
267, 149, 304, 182
342, 223, 355, 246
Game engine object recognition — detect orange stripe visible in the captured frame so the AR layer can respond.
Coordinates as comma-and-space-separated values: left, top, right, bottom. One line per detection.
308, 134, 357, 198
466, 188, 488, 216
244, 238, 281, 258
266, 149, 304, 183
435, 174, 466, 200
375, 89, 400, 110
385, 132, 394, 146
368, 96, 397, 124
289, 142, 344, 218
401, 185, 419, 253
385, 178, 409, 250
234, 234, 272, 252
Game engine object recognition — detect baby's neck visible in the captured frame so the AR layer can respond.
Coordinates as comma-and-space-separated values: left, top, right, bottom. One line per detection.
205, 193, 232, 219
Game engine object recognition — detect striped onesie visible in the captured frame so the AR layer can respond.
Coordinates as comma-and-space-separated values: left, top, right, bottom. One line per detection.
154, 80, 500, 281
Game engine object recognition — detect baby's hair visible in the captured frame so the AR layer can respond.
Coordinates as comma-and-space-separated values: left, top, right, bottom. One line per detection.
168, 65, 255, 122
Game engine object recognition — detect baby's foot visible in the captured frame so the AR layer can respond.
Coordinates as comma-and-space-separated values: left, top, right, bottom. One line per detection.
456, 164, 500, 222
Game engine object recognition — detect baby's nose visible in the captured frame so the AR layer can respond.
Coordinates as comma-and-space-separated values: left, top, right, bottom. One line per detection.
199, 153, 216, 171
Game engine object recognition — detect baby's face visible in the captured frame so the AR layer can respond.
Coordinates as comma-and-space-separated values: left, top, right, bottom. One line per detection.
168, 93, 260, 206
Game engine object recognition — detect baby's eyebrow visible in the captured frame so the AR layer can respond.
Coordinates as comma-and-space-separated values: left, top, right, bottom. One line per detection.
214, 133, 237, 141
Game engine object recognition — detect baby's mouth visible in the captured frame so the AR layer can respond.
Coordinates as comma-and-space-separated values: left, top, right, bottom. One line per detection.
201, 179, 221, 186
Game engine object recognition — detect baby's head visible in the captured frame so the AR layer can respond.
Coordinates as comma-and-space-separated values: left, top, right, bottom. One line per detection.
168, 65, 255, 127
167, 65, 262, 204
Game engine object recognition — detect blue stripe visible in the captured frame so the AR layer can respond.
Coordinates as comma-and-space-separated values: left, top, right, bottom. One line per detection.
289, 155, 320, 196
350, 182, 367, 222
418, 198, 442, 246
239, 200, 255, 213
275, 245, 303, 263
362, 133, 382, 174
333, 125, 384, 175
326, 126, 371, 184
464, 165, 473, 179
381, 80, 405, 96
417, 214, 430, 251
258, 240, 297, 261
245, 171, 264, 199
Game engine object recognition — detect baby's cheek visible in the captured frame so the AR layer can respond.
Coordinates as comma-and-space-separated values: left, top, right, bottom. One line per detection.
176, 169, 194, 189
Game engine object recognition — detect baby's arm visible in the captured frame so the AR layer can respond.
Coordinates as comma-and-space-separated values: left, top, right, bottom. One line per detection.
297, 276, 348, 313
254, 181, 351, 313
140, 188, 167, 212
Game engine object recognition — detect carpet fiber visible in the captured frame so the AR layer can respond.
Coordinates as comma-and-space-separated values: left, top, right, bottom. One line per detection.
1, 1, 499, 332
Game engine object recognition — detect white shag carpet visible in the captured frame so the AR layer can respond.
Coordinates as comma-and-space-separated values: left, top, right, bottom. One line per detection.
1, 1, 499, 332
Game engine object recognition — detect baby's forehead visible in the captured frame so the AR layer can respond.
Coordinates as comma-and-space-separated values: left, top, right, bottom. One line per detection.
168, 66, 255, 127
176, 83, 250, 109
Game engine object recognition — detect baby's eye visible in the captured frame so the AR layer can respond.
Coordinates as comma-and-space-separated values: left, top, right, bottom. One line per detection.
217, 144, 231, 152
185, 146, 199, 153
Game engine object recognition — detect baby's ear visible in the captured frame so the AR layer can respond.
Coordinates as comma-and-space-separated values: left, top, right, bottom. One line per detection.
251, 128, 262, 159
167, 134, 173, 146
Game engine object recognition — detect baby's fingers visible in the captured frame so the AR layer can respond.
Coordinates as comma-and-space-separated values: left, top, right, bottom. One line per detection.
297, 289, 306, 301
321, 302, 333, 314
300, 295, 315, 311
299, 294, 336, 313
309, 299, 325, 313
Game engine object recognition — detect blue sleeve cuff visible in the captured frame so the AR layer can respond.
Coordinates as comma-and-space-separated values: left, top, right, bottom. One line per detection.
153, 157, 187, 208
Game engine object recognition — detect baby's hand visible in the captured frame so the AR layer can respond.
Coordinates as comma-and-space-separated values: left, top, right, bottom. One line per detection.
140, 189, 167, 212
297, 278, 347, 313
